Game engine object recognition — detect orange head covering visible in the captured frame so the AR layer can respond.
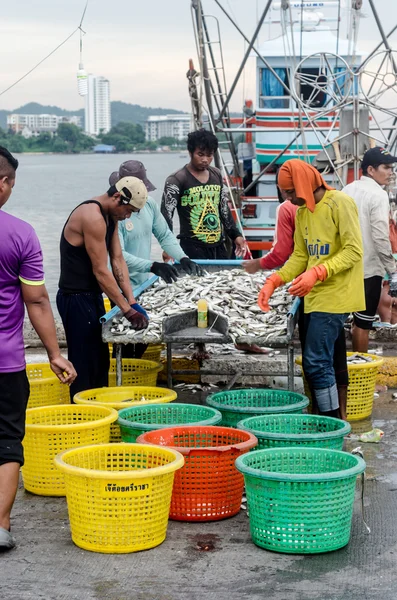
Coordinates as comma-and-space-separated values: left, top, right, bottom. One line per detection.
278, 159, 333, 212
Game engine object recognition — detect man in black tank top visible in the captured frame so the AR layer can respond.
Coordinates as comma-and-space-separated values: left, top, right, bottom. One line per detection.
57, 176, 149, 400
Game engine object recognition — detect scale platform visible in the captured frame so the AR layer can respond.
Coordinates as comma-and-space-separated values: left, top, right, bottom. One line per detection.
162, 309, 231, 345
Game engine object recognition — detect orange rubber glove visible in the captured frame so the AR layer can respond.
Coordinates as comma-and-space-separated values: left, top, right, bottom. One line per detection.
289, 264, 327, 297
258, 272, 284, 312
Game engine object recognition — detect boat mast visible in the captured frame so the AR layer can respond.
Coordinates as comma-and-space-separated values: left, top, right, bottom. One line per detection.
191, 0, 221, 168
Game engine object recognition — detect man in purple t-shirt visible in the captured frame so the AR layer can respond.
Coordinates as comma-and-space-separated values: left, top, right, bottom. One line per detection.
0, 146, 76, 551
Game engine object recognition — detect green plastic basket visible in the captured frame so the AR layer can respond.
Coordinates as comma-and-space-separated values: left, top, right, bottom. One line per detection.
237, 414, 351, 450
118, 403, 222, 443
236, 447, 365, 554
206, 389, 309, 427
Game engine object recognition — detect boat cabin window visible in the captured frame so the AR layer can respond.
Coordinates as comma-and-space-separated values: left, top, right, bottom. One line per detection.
296, 68, 327, 108
260, 68, 290, 109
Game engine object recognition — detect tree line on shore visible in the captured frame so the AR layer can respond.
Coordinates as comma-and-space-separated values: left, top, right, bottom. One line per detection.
0, 122, 186, 154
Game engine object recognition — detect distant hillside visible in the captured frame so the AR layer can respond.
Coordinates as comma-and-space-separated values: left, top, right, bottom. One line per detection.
111, 102, 184, 126
0, 102, 186, 130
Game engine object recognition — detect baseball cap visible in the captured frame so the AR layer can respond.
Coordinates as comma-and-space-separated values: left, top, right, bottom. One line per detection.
114, 176, 148, 209
108, 160, 156, 191
361, 147, 397, 171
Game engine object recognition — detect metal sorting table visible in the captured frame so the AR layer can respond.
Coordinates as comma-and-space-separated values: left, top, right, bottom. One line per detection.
101, 260, 301, 390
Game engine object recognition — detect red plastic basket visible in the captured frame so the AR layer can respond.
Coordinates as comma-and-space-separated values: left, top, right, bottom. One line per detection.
136, 425, 257, 522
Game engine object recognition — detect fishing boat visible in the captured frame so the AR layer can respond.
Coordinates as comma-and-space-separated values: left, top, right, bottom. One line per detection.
189, 0, 397, 256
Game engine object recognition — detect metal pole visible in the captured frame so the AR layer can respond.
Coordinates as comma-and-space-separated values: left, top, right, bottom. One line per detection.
367, 0, 397, 144
242, 131, 303, 194
356, 24, 397, 71
214, 0, 291, 95
287, 343, 294, 392
217, 0, 273, 122
367, 0, 397, 73
115, 344, 122, 387
192, 0, 220, 168
202, 15, 240, 176
352, 97, 359, 180
166, 343, 173, 389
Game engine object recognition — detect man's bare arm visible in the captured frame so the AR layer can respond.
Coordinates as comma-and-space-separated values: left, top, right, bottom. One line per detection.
21, 283, 76, 384
109, 224, 135, 304
83, 213, 131, 313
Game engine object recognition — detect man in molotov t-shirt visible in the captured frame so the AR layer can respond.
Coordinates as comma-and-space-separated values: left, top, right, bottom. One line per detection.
161, 129, 247, 259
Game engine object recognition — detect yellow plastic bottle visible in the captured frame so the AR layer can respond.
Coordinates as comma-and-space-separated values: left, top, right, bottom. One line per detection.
197, 299, 208, 328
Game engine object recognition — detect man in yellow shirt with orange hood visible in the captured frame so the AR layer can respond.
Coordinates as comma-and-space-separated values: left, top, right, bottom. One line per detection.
259, 159, 365, 417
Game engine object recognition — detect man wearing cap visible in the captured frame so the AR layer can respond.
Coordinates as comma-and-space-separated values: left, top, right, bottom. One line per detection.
343, 147, 397, 352
112, 160, 202, 288
57, 176, 149, 399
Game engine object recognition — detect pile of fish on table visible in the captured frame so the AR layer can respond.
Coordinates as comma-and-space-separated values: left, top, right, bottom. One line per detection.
108, 269, 294, 345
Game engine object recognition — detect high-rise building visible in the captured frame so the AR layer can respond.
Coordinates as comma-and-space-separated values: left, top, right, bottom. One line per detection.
145, 114, 192, 142
85, 75, 111, 136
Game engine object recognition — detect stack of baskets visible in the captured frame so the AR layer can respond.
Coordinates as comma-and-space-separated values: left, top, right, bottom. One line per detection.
108, 359, 163, 387
205, 388, 309, 427
117, 403, 222, 442
74, 386, 177, 441
296, 352, 384, 421
26, 363, 70, 408
22, 404, 118, 495
23, 370, 365, 555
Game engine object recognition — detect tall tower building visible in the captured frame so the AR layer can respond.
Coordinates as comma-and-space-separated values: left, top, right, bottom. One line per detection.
85, 75, 111, 136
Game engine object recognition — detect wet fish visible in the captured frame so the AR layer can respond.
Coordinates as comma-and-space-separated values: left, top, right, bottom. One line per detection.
106, 269, 293, 344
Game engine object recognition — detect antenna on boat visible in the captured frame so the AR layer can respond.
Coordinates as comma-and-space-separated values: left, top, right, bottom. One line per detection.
76, 1, 89, 96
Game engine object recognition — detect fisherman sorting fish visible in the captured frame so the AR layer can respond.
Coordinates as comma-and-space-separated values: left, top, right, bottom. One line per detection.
161, 128, 248, 260
115, 160, 203, 288
111, 159, 203, 358
57, 176, 149, 399
243, 169, 349, 421
258, 159, 365, 418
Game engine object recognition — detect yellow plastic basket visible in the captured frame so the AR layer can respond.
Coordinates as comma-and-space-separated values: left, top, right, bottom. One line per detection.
296, 352, 383, 421
158, 356, 200, 384
73, 386, 177, 441
142, 344, 165, 363
26, 363, 70, 408
108, 358, 162, 387
54, 443, 184, 553
22, 405, 118, 496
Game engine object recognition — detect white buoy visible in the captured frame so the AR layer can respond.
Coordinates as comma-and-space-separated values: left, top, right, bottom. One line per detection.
77, 63, 88, 96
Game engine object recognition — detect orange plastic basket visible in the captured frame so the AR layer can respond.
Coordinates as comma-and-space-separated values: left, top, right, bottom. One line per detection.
137, 425, 257, 522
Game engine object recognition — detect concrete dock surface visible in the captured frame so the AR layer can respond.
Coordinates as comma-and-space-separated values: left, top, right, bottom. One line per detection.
3, 381, 397, 600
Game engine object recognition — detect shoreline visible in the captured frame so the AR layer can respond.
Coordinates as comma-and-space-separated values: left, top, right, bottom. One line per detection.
14, 150, 189, 156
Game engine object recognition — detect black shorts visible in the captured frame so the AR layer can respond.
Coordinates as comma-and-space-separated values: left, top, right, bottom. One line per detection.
0, 370, 30, 466
353, 276, 383, 330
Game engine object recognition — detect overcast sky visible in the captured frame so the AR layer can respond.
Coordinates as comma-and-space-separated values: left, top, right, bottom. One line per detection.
0, 0, 394, 114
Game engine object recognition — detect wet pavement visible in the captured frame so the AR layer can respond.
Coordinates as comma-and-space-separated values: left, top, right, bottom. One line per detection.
2, 384, 397, 600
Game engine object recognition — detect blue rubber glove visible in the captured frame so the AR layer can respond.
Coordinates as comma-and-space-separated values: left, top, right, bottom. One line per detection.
131, 303, 149, 320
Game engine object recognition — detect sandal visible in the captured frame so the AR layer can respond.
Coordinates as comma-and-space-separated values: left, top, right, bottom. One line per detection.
0, 527, 15, 551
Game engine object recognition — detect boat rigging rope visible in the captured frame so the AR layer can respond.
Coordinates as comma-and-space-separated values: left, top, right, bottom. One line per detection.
0, 0, 89, 99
